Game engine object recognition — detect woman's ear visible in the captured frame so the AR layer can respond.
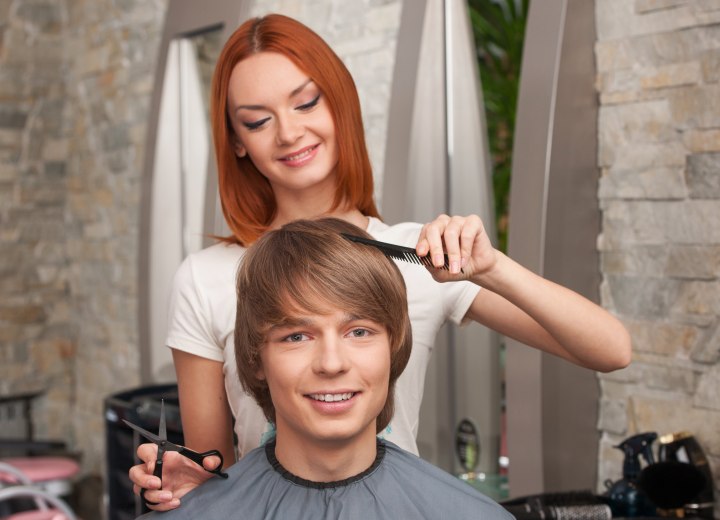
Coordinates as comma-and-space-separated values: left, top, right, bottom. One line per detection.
233, 137, 247, 158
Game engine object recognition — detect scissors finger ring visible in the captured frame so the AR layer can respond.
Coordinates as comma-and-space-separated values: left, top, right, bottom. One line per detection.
140, 487, 160, 506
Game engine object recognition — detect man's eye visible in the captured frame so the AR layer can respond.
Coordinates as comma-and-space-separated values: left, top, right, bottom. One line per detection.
283, 332, 308, 342
242, 117, 271, 130
350, 328, 370, 338
296, 94, 320, 111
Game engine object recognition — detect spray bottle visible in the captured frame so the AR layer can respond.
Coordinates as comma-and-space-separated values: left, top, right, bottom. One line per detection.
604, 432, 658, 517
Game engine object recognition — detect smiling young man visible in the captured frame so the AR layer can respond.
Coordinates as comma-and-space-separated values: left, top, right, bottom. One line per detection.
139, 218, 513, 519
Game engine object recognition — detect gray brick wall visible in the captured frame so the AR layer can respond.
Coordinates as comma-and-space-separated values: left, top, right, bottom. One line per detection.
595, 0, 720, 510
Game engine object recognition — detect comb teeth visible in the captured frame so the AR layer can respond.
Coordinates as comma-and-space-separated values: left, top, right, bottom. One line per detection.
341, 233, 450, 271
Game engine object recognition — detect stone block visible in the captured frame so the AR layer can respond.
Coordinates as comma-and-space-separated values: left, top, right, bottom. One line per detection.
683, 128, 720, 152
691, 321, 720, 364
658, 200, 720, 244
15, 0, 64, 34
671, 280, 720, 316
599, 100, 675, 148
606, 274, 681, 318
598, 398, 628, 434
0, 105, 28, 129
669, 84, 720, 129
640, 61, 702, 89
601, 140, 686, 171
686, 152, 720, 198
694, 366, 720, 409
624, 318, 697, 357
597, 0, 720, 40
601, 201, 671, 246
701, 49, 720, 83
41, 139, 69, 161
101, 124, 131, 152
598, 167, 687, 200
643, 363, 697, 393
631, 395, 720, 456
635, 0, 689, 13
666, 245, 720, 279
0, 304, 46, 324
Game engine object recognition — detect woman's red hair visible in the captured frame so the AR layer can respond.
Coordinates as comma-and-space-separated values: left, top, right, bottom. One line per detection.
211, 14, 381, 246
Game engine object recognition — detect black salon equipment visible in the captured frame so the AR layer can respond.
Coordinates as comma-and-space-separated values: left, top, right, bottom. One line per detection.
603, 432, 658, 517
637, 460, 706, 512
657, 431, 715, 519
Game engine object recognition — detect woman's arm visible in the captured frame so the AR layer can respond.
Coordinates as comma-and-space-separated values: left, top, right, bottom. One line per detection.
173, 349, 235, 461
417, 214, 631, 372
128, 350, 235, 510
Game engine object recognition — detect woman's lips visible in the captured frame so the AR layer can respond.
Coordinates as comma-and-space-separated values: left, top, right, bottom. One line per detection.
278, 144, 319, 167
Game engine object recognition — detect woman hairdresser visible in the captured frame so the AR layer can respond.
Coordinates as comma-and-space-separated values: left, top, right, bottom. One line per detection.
129, 13, 631, 510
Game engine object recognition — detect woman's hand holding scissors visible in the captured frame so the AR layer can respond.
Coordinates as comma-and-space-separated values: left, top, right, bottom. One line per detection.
129, 442, 222, 511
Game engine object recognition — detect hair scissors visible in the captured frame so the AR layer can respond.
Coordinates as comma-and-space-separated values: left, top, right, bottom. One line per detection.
123, 400, 228, 504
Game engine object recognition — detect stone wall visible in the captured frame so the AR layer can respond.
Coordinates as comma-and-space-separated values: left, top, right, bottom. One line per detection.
0, 0, 168, 476
595, 0, 720, 510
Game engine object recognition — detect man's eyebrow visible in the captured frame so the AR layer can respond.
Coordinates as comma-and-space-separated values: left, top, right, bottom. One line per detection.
235, 79, 314, 112
265, 312, 362, 332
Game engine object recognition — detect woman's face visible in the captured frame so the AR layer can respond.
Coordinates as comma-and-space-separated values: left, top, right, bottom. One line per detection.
226, 52, 339, 202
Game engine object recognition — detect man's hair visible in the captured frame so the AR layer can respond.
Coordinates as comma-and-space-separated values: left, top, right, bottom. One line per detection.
235, 218, 412, 433
211, 14, 380, 246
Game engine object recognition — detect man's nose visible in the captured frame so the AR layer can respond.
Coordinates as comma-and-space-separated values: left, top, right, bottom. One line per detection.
312, 336, 350, 375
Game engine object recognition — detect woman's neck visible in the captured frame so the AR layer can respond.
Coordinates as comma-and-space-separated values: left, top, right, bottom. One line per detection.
271, 204, 369, 231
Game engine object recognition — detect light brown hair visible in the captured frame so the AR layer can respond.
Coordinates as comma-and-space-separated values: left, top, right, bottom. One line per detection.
235, 218, 411, 433
211, 14, 381, 246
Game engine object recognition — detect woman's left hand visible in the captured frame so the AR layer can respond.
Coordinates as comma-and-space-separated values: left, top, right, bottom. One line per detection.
416, 214, 498, 282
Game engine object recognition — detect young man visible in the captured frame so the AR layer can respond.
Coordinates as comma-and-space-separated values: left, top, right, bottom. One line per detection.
140, 218, 513, 519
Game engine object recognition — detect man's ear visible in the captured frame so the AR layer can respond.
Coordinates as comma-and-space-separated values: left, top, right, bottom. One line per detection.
232, 136, 247, 158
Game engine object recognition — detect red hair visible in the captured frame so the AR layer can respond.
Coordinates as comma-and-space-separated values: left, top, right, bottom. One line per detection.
211, 14, 381, 246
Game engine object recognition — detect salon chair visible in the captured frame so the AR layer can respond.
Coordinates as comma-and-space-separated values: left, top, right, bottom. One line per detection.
0, 392, 80, 517
0, 463, 77, 520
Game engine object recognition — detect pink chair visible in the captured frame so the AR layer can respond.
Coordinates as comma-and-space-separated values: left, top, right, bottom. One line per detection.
0, 484, 76, 520
0, 460, 79, 520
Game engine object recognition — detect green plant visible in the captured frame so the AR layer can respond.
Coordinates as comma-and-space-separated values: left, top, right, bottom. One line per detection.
468, 0, 528, 252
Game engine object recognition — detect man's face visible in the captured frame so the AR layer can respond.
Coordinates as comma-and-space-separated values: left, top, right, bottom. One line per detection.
258, 306, 391, 449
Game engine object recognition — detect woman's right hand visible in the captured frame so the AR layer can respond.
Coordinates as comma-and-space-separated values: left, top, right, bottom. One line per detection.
129, 442, 221, 511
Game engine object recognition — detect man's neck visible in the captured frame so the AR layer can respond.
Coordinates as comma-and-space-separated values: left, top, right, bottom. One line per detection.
273, 428, 378, 482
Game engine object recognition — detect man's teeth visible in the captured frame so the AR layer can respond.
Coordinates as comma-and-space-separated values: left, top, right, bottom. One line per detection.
309, 392, 354, 402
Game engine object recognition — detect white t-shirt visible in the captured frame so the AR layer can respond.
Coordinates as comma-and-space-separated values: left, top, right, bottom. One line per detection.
166, 217, 480, 458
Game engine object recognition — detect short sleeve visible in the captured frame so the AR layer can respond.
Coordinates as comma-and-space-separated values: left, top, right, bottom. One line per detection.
165, 255, 225, 362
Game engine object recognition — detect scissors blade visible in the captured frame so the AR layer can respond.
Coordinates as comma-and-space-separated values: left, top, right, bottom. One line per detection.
158, 399, 167, 441
122, 419, 163, 444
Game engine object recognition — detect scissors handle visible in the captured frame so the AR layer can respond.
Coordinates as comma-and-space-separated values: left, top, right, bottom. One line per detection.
178, 448, 229, 479
153, 455, 164, 480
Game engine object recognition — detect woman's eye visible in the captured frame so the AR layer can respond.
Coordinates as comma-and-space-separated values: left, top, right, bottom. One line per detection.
242, 117, 271, 130
296, 94, 320, 111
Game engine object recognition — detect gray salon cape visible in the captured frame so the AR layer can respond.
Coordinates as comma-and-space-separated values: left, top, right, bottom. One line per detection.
139, 439, 513, 520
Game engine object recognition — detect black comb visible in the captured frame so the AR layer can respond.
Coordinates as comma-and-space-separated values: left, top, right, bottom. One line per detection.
341, 233, 451, 271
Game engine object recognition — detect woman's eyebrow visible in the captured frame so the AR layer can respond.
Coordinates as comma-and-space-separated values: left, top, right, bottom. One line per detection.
235, 79, 314, 112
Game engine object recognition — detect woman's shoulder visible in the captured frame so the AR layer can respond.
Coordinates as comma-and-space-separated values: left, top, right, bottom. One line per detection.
174, 241, 247, 290
367, 217, 422, 247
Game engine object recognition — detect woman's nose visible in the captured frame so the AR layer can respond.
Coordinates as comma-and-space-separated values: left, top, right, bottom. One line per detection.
275, 114, 305, 145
